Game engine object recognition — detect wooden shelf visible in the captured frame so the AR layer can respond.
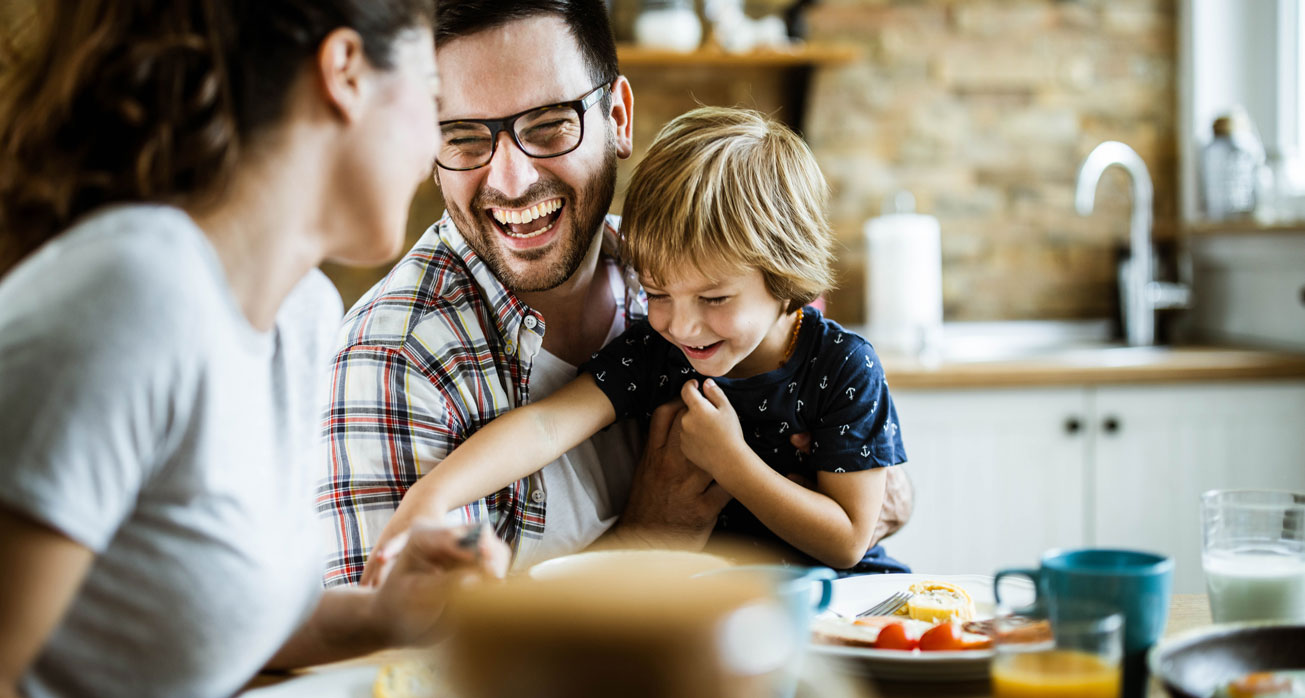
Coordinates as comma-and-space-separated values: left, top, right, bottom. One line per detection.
1183, 220, 1305, 237
617, 43, 860, 68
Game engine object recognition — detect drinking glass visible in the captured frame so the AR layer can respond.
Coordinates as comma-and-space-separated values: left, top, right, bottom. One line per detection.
991, 600, 1123, 698
1201, 489, 1305, 623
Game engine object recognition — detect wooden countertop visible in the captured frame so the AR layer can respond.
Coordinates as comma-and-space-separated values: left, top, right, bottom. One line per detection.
881, 346, 1305, 389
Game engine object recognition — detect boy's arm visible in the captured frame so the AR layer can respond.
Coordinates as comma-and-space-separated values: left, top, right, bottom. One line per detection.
360, 376, 615, 584
678, 379, 886, 569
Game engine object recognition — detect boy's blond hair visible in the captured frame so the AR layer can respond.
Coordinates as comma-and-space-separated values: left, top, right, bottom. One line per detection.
620, 106, 836, 312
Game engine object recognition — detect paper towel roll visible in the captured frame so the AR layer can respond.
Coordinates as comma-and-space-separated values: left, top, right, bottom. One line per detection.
864, 212, 943, 357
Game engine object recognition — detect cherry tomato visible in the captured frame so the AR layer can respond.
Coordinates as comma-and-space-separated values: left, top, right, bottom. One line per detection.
918, 622, 966, 651
873, 622, 918, 651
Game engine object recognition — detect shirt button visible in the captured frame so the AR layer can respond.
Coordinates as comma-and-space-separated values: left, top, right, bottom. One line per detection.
523, 315, 538, 330
530, 489, 546, 503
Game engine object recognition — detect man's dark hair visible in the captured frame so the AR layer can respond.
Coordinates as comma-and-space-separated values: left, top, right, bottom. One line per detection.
435, 0, 618, 88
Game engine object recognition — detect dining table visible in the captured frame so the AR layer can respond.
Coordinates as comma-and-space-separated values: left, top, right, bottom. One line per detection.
243, 593, 1213, 697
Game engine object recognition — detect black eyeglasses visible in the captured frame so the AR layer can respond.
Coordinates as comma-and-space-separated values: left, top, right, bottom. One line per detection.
435, 82, 611, 171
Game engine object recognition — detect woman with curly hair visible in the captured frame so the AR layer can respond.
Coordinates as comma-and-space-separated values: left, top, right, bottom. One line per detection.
0, 2, 507, 696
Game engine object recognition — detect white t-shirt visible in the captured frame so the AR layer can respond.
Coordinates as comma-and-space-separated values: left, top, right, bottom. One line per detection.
510, 262, 642, 570
0, 205, 339, 698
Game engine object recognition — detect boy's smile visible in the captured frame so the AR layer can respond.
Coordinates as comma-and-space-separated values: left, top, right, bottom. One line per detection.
642, 264, 798, 379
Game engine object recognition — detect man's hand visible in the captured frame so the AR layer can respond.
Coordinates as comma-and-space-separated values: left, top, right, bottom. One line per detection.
601, 399, 732, 551
371, 522, 509, 646
787, 432, 914, 546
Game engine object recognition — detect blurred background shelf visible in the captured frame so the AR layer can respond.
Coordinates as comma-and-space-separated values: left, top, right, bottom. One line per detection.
616, 43, 860, 68
1184, 221, 1305, 237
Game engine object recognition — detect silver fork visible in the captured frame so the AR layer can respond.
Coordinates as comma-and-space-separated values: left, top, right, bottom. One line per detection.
855, 591, 912, 618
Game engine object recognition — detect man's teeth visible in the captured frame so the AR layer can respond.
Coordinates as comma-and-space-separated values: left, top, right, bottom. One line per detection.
490, 199, 562, 226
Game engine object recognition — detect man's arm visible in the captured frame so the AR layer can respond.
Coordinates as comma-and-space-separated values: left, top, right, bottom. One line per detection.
596, 400, 732, 551
872, 465, 913, 545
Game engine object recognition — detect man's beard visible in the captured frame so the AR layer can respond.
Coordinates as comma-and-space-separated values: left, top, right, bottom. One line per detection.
445, 147, 617, 294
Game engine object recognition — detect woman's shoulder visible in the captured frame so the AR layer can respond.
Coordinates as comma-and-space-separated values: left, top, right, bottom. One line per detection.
0, 205, 226, 360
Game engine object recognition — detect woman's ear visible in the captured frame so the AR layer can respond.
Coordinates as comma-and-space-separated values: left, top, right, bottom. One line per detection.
315, 27, 370, 123
609, 75, 634, 160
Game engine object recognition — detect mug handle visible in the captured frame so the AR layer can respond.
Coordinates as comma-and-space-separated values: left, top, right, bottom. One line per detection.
993, 568, 1040, 609
805, 567, 839, 614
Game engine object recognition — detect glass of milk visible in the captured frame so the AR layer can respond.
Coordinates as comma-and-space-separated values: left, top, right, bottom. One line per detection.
1201, 489, 1305, 623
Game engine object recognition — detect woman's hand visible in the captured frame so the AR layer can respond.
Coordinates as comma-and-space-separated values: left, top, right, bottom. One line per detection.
371, 521, 509, 647
678, 379, 750, 476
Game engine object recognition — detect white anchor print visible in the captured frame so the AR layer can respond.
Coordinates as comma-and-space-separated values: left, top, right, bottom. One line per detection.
758, 398, 768, 412
796, 399, 804, 412
625, 337, 636, 345
595, 371, 607, 383
834, 467, 846, 473
865, 355, 874, 369
860, 445, 873, 457
787, 381, 798, 395
621, 357, 633, 367
591, 352, 599, 359
839, 424, 850, 436
643, 334, 651, 344
846, 386, 857, 400
834, 333, 844, 344
627, 383, 637, 391
680, 367, 691, 374
819, 376, 829, 389
658, 375, 668, 387
778, 421, 789, 433
871, 400, 878, 413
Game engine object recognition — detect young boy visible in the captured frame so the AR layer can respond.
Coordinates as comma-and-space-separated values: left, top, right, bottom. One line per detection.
378, 107, 906, 571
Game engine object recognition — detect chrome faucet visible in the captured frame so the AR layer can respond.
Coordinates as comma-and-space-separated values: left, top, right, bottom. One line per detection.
1075, 141, 1190, 346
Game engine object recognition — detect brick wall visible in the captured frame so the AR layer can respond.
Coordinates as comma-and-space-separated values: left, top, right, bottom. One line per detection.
332, 0, 1178, 326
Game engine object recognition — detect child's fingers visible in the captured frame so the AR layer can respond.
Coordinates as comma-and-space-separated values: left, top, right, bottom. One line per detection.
701, 379, 732, 411
680, 379, 709, 410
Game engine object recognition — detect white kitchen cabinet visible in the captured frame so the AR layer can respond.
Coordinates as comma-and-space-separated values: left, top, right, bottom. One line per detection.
1092, 382, 1305, 593
885, 380, 1305, 594
885, 387, 1090, 577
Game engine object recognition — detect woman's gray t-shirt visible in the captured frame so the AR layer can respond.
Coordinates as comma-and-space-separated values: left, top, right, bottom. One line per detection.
0, 205, 341, 698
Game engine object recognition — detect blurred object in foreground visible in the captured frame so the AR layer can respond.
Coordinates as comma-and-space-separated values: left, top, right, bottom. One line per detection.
446, 550, 874, 698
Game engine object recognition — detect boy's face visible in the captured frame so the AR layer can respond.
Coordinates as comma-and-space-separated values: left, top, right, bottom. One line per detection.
434, 16, 633, 292
641, 263, 794, 379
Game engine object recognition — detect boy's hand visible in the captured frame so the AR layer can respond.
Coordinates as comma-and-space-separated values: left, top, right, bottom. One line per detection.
679, 379, 749, 474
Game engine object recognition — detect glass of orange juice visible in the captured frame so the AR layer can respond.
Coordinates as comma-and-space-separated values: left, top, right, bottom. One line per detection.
990, 600, 1123, 698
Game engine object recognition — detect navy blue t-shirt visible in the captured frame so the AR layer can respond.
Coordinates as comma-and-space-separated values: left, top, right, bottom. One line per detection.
578, 306, 906, 570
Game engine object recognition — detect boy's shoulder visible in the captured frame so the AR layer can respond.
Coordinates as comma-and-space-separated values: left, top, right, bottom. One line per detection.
804, 307, 876, 354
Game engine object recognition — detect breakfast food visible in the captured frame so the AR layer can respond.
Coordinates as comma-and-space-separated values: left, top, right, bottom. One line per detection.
812, 579, 1006, 653
901, 580, 976, 623
373, 657, 448, 698
1216, 671, 1305, 698
811, 616, 991, 652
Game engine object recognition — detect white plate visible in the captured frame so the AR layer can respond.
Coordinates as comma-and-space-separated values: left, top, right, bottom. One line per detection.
811, 573, 1036, 682
240, 665, 376, 698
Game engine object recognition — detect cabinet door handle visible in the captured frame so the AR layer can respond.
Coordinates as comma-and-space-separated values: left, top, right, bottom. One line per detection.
1064, 417, 1082, 435
1102, 416, 1121, 434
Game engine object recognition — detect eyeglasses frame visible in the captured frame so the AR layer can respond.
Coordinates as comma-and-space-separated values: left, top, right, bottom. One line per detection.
435, 82, 613, 171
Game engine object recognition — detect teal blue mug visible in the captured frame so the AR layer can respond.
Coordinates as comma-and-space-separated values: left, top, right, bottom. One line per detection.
995, 549, 1173, 698
994, 548, 1173, 653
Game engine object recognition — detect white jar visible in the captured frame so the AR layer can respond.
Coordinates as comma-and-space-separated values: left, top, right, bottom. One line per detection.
635, 0, 702, 52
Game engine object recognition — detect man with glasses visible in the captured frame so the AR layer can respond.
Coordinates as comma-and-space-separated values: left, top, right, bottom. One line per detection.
319, 0, 912, 585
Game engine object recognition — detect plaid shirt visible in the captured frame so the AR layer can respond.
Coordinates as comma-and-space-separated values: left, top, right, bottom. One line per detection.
317, 213, 643, 586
